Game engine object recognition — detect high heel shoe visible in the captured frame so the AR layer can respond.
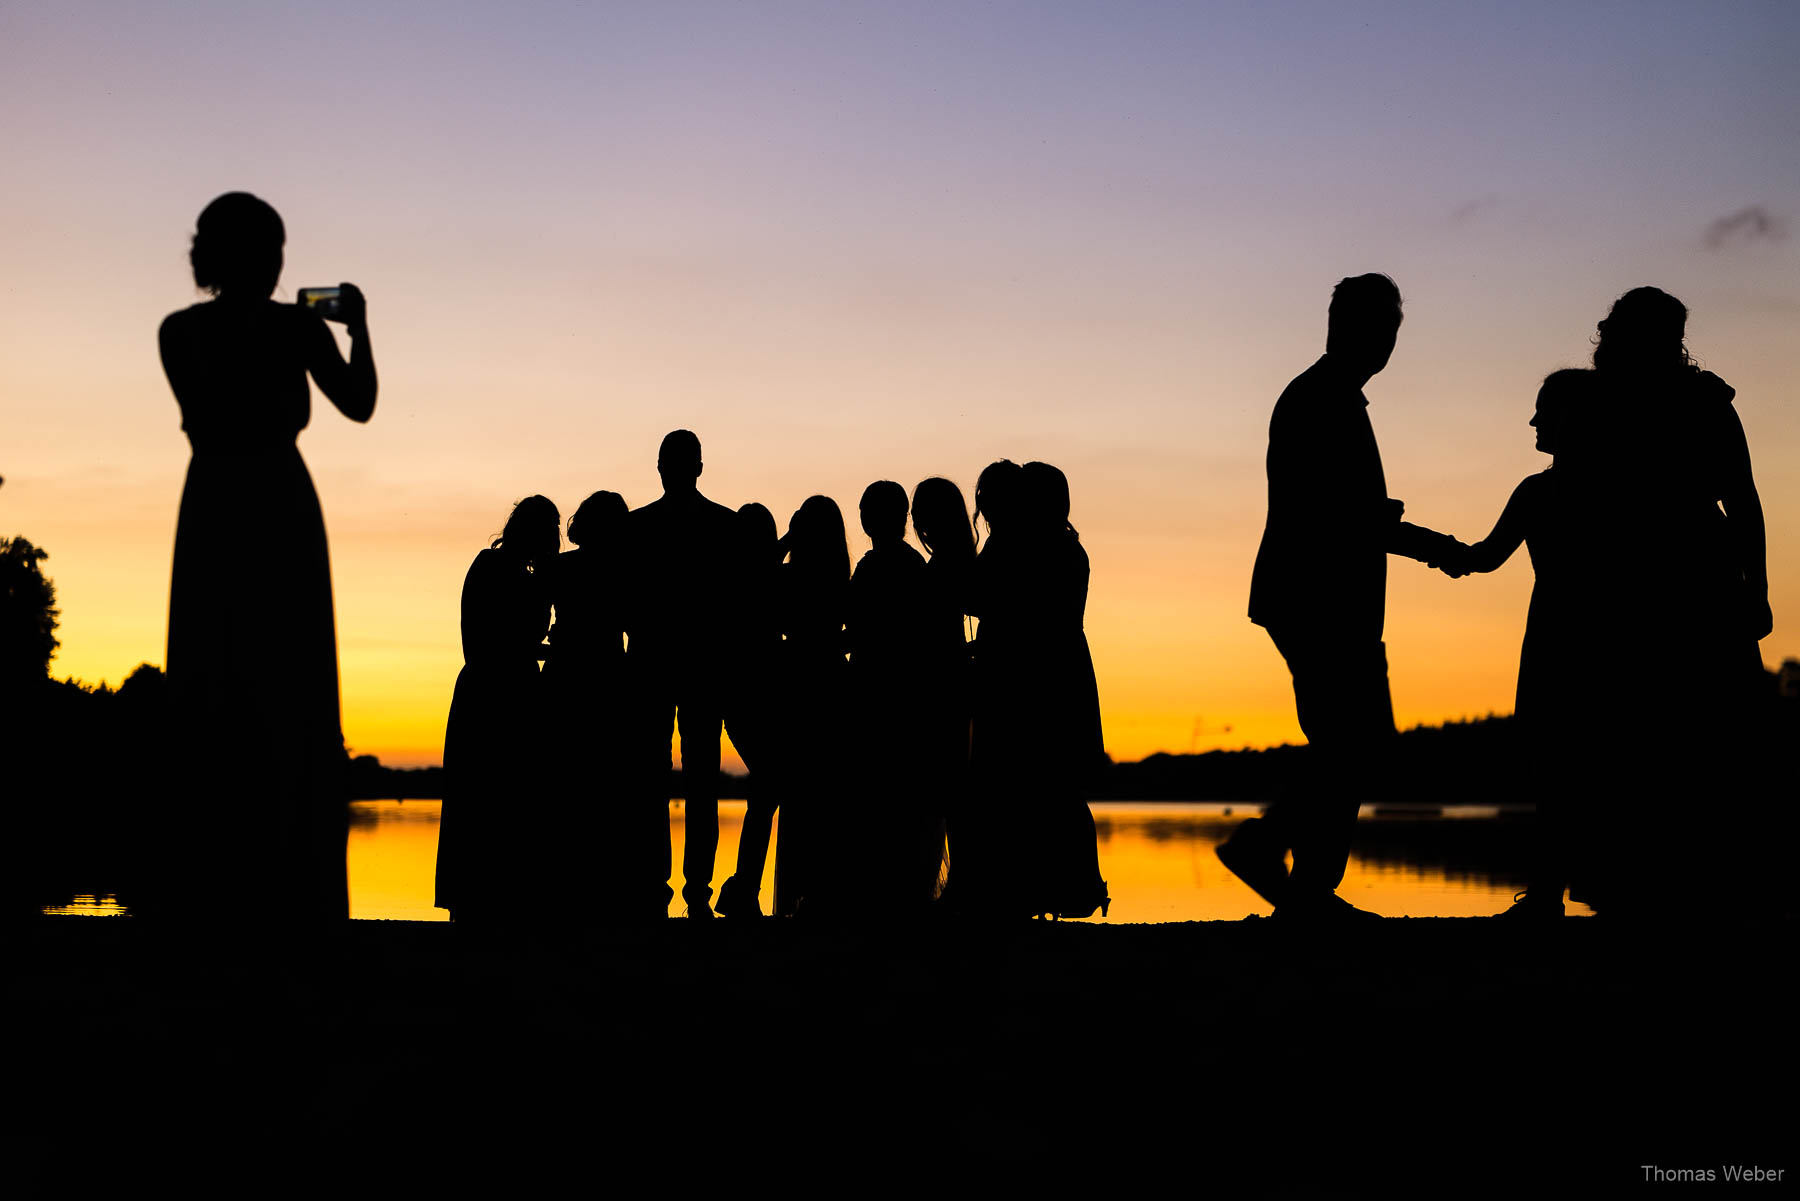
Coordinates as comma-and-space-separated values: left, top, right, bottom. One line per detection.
714, 874, 762, 918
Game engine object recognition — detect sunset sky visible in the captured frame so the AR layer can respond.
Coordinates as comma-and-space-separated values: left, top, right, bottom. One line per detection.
4, 1, 1796, 767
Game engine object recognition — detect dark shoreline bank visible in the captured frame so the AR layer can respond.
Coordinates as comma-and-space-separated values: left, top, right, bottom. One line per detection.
18, 914, 1792, 1186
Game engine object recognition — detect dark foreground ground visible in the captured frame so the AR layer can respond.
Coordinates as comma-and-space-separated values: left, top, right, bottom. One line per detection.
16, 915, 1793, 1192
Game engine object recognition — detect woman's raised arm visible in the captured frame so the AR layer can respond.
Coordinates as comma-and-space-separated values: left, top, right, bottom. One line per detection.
304, 282, 376, 422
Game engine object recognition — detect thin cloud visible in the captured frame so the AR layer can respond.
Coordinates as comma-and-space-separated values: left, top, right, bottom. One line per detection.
1450, 195, 1499, 224
1704, 206, 1787, 249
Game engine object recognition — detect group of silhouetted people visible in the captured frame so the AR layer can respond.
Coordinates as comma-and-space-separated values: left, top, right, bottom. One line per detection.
154, 192, 1773, 924
434, 433, 1110, 921
1223, 274, 1773, 920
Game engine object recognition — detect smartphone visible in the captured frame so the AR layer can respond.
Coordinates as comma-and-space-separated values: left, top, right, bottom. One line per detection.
298, 286, 345, 323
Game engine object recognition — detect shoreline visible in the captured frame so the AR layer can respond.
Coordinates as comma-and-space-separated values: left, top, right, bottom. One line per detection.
18, 913, 1792, 1183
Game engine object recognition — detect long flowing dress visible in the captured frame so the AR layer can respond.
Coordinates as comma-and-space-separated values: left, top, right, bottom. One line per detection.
847, 541, 941, 909
967, 530, 1107, 917
434, 548, 550, 917
157, 300, 349, 919
541, 546, 628, 911
719, 551, 783, 910
1465, 464, 1581, 894
922, 546, 974, 898
1559, 366, 1762, 906
770, 567, 848, 915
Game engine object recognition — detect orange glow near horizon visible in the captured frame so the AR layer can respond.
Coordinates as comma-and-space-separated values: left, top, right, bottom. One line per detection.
27, 480, 1794, 769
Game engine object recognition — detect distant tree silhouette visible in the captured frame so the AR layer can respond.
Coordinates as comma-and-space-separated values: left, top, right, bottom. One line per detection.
1, 534, 60, 685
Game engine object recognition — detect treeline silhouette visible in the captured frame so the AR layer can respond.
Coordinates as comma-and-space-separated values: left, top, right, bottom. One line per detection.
114, 677, 1800, 808
1102, 677, 1798, 803
9, 662, 172, 913
20, 652, 1796, 812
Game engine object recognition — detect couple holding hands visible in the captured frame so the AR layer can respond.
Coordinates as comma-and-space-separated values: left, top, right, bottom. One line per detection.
1226, 274, 1771, 920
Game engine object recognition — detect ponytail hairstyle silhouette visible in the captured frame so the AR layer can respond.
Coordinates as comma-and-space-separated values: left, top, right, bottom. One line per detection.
787, 495, 851, 583
190, 192, 285, 298
911, 477, 975, 560
567, 490, 627, 548
1022, 461, 1079, 541
972, 459, 1023, 550
1592, 286, 1694, 375
493, 495, 562, 567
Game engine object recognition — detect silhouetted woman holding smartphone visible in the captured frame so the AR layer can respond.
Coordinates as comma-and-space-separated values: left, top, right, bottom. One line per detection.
157, 192, 375, 919
436, 496, 560, 922
771, 495, 850, 916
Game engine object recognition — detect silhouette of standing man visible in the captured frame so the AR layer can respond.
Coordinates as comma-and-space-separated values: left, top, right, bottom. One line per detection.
1228, 274, 1464, 920
626, 430, 739, 917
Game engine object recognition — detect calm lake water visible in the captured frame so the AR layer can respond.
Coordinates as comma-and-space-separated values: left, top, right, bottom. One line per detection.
44, 800, 1592, 920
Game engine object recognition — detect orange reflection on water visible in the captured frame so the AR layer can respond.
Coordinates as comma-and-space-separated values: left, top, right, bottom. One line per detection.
346, 800, 448, 921
39, 893, 128, 916
345, 800, 780, 921
1093, 804, 1594, 920
338, 800, 1582, 922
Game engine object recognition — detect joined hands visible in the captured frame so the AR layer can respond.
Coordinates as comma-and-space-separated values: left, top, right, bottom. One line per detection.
1429, 538, 1473, 579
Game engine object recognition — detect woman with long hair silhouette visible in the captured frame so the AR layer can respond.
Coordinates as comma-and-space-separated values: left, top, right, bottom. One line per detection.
961, 461, 1109, 918
716, 502, 784, 918
544, 490, 629, 910
911, 476, 976, 902
549, 491, 629, 676
770, 495, 850, 915
156, 192, 375, 918
1580, 287, 1770, 643
949, 460, 1022, 909
1560, 287, 1771, 910
435, 496, 560, 922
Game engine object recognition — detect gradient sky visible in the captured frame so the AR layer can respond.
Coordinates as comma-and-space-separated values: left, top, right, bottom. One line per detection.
4, 1, 1796, 766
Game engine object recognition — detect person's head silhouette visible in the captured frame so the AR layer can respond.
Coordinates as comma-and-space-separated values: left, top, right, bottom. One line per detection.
974, 460, 1023, 540
859, 481, 908, 545
788, 495, 851, 581
568, 490, 627, 548
737, 502, 780, 575
1530, 369, 1588, 457
911, 477, 974, 558
1022, 461, 1078, 539
1593, 287, 1691, 375
1325, 273, 1403, 377
657, 430, 703, 494
737, 502, 778, 557
191, 192, 285, 299
494, 495, 562, 566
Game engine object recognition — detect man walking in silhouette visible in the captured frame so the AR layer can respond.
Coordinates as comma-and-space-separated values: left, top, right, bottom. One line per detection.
626, 430, 740, 917
1228, 274, 1465, 920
